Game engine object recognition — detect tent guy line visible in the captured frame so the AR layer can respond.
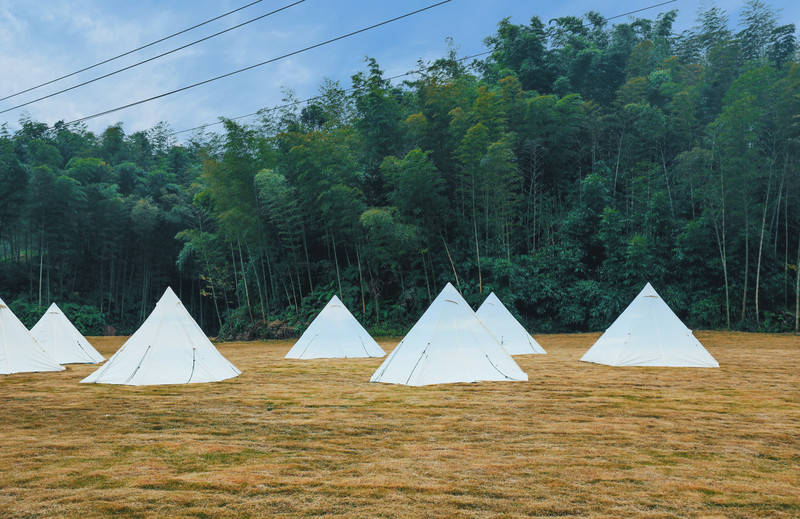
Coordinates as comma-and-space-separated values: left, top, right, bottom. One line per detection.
63, 0, 453, 125
0, 0, 268, 102
0, 0, 307, 115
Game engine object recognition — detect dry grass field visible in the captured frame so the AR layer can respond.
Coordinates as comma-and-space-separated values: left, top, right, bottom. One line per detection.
0, 332, 798, 518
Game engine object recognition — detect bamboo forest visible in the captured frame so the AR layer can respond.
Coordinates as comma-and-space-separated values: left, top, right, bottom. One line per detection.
1, 1, 798, 338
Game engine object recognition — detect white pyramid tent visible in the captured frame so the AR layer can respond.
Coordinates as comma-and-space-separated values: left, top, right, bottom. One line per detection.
81, 287, 241, 385
31, 303, 105, 364
285, 295, 385, 359
476, 292, 546, 355
0, 298, 64, 375
370, 283, 528, 386
581, 283, 719, 367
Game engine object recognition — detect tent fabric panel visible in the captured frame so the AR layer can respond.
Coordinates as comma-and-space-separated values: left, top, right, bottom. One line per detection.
81, 288, 241, 385
476, 292, 546, 355
0, 298, 64, 374
580, 283, 719, 368
30, 304, 104, 364
371, 283, 528, 386
285, 295, 385, 359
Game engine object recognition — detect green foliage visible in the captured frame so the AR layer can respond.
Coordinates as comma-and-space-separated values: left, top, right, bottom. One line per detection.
9, 300, 106, 335
381, 148, 447, 232
1, 2, 799, 337
60, 303, 107, 335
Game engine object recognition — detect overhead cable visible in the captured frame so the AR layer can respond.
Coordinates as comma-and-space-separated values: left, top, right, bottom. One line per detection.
170, 0, 681, 136
64, 0, 452, 125
605, 0, 677, 20
0, 0, 268, 102
170, 51, 491, 136
0, 0, 305, 114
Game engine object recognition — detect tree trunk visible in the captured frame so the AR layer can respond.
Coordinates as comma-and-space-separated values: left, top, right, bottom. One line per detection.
289, 266, 299, 310
199, 239, 224, 332
260, 256, 272, 317
37, 230, 44, 307
356, 246, 365, 314
332, 231, 342, 297
472, 170, 482, 294
301, 226, 313, 294
613, 130, 624, 205
784, 179, 789, 308
741, 202, 749, 324
266, 253, 277, 305
712, 217, 731, 329
526, 140, 540, 250
237, 238, 254, 324
754, 169, 773, 325
771, 174, 783, 255
230, 242, 240, 307
46, 260, 51, 310
660, 147, 675, 217
474, 214, 482, 294
247, 244, 266, 323
421, 251, 432, 303
280, 275, 293, 312
441, 235, 460, 288
367, 263, 379, 325
711, 139, 730, 329
795, 232, 800, 334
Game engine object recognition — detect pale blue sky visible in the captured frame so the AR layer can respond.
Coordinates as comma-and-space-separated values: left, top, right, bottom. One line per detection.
0, 0, 797, 138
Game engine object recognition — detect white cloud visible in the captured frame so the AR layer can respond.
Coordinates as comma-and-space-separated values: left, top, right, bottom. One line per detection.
6, 0, 795, 139
0, 1, 27, 44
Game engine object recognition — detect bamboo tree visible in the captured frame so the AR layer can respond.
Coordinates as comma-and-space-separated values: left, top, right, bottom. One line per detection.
754, 168, 773, 324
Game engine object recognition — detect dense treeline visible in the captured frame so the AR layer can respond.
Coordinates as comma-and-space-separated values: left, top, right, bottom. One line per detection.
1, 1, 798, 337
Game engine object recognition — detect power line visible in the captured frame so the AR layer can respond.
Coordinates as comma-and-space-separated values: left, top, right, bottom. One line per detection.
0, 0, 267, 103
170, 0, 680, 136
605, 0, 677, 20
171, 51, 491, 136
0, 0, 305, 115
65, 0, 452, 125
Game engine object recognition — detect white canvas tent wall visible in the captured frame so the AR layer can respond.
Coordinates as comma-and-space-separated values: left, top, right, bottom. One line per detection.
476, 292, 546, 355
31, 303, 104, 364
285, 295, 385, 359
81, 288, 241, 385
371, 283, 528, 386
0, 298, 64, 374
581, 283, 719, 367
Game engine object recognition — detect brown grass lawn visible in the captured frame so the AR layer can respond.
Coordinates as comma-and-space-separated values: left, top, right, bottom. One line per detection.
0, 332, 798, 518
